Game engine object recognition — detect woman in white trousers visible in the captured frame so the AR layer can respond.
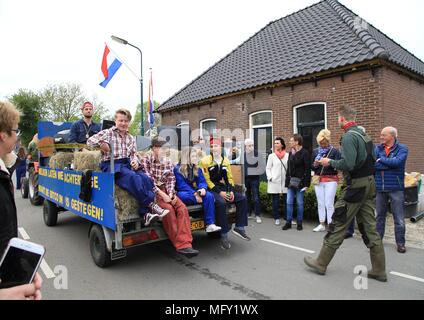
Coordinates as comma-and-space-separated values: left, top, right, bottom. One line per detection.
311, 130, 340, 232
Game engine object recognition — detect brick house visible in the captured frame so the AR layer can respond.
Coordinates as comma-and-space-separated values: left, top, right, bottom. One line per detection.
157, 0, 424, 172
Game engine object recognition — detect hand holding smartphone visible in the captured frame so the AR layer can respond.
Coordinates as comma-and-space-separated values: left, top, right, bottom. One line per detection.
0, 238, 45, 289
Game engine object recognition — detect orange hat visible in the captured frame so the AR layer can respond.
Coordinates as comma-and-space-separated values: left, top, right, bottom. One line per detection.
81, 101, 93, 110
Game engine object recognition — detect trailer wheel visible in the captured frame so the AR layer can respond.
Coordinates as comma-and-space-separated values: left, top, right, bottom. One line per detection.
89, 225, 112, 268
43, 200, 58, 226
29, 172, 43, 206
21, 177, 29, 199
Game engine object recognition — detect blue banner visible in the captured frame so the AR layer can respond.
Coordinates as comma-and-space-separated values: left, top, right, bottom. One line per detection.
38, 121, 73, 139
38, 167, 116, 231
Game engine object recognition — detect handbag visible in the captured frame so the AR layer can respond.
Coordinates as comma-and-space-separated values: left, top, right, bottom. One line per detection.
311, 174, 321, 186
288, 177, 302, 189
287, 152, 301, 189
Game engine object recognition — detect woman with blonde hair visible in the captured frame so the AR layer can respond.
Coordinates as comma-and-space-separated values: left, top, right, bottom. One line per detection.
311, 129, 341, 232
174, 147, 221, 233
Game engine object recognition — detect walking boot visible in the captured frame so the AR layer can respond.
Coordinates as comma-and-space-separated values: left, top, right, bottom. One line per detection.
367, 244, 387, 282
304, 246, 337, 275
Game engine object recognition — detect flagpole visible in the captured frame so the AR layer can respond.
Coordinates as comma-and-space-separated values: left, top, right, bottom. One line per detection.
111, 36, 144, 136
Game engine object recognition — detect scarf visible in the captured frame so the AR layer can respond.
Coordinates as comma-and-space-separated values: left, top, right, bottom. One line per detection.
275, 149, 286, 159
342, 121, 357, 132
315, 145, 333, 161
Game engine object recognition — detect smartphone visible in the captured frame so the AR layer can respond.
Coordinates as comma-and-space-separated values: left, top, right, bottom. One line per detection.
0, 238, 45, 289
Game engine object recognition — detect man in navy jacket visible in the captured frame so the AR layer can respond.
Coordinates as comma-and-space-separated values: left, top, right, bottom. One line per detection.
374, 127, 408, 253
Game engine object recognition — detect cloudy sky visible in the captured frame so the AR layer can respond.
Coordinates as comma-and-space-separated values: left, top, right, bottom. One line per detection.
1, 0, 423, 117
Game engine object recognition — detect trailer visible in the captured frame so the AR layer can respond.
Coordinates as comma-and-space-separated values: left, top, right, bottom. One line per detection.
36, 121, 239, 267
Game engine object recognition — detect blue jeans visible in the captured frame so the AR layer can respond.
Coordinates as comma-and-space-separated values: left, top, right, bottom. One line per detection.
286, 187, 304, 222
246, 177, 261, 216
376, 191, 406, 246
347, 218, 355, 236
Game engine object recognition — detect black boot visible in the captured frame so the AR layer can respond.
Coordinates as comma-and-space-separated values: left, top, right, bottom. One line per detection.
297, 221, 303, 231
282, 221, 292, 230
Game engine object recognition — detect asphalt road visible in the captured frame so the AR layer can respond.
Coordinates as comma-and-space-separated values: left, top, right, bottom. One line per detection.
13, 188, 424, 301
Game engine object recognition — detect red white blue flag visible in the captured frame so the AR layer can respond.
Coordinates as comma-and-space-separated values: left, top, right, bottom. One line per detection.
147, 70, 154, 127
99, 45, 122, 88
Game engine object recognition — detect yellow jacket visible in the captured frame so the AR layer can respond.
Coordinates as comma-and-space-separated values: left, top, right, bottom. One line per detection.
200, 155, 234, 193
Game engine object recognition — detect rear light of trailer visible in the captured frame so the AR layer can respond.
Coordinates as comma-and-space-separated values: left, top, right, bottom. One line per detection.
123, 229, 159, 247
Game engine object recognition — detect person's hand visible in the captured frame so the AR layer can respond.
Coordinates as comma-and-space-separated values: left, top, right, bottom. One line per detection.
219, 191, 228, 201
0, 273, 42, 300
194, 192, 203, 204
198, 188, 206, 197
32, 273, 43, 300
159, 192, 172, 203
228, 192, 235, 202
130, 159, 139, 170
171, 195, 178, 206
319, 157, 331, 167
100, 142, 110, 154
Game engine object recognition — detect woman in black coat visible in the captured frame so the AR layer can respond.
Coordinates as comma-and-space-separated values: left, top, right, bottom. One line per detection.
283, 134, 311, 231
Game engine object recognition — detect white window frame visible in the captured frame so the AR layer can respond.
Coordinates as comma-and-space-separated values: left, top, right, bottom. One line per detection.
249, 110, 273, 140
177, 121, 189, 128
200, 118, 217, 138
293, 102, 327, 134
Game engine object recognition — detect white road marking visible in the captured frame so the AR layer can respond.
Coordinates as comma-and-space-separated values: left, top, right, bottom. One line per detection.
39, 259, 56, 279
390, 271, 424, 284
260, 238, 315, 254
18, 227, 30, 240
17, 227, 56, 279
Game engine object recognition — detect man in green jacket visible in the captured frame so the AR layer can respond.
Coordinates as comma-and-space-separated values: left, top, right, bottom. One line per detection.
304, 105, 387, 282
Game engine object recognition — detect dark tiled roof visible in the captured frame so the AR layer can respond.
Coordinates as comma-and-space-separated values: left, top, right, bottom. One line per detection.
158, 0, 424, 112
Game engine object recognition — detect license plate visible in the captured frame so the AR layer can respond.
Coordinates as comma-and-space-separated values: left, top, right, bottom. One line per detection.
191, 220, 205, 231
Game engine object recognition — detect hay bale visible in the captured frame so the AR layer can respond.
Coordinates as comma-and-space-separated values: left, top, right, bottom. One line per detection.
73, 150, 101, 171
115, 186, 140, 221
49, 152, 75, 169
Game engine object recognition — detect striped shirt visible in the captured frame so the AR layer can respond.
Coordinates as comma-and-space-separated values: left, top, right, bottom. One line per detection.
87, 126, 140, 164
140, 152, 176, 196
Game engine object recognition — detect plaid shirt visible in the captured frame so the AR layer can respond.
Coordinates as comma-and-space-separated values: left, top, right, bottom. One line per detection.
140, 152, 176, 196
87, 126, 140, 164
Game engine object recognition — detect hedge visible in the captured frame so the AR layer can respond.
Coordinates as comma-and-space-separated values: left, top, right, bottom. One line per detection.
257, 181, 342, 221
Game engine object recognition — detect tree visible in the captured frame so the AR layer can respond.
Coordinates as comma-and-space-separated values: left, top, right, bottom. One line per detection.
129, 101, 161, 136
9, 89, 43, 146
39, 83, 110, 122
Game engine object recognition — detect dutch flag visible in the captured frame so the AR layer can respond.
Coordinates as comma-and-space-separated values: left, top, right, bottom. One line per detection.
99, 45, 122, 88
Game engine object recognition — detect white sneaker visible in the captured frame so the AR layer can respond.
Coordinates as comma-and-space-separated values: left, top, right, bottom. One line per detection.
206, 224, 222, 233
313, 224, 326, 232
144, 212, 160, 226
275, 219, 281, 226
256, 216, 262, 224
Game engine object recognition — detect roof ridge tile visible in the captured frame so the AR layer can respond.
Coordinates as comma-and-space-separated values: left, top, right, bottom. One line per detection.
325, 0, 389, 59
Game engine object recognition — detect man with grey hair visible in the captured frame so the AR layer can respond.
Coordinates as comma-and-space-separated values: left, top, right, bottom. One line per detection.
375, 126, 408, 253
244, 138, 265, 223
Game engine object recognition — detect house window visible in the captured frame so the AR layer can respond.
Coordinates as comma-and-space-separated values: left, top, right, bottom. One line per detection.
293, 102, 326, 154
250, 111, 273, 181
177, 121, 189, 128
250, 111, 273, 155
200, 118, 217, 140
